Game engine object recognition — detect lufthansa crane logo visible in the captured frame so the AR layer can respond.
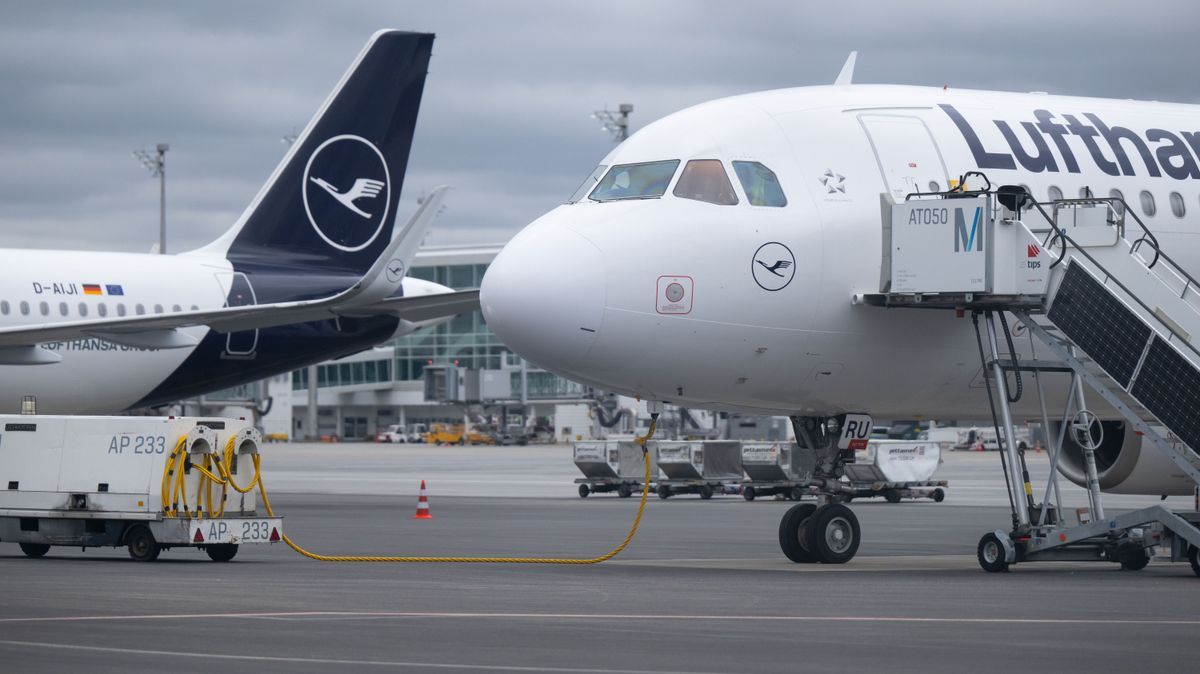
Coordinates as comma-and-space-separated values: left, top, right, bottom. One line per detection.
302, 134, 391, 252
751, 242, 796, 291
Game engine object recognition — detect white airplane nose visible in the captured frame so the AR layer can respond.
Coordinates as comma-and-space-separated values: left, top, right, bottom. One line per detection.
481, 227, 604, 373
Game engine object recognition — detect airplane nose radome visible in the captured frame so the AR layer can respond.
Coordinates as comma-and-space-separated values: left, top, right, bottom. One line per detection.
481, 227, 604, 372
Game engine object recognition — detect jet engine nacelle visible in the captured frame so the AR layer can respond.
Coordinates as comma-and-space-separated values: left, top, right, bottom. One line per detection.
1055, 420, 1198, 495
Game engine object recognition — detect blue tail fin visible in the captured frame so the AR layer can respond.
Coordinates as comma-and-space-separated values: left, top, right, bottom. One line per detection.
204, 30, 434, 276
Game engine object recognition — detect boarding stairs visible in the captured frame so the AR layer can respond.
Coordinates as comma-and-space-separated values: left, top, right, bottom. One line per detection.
865, 174, 1200, 573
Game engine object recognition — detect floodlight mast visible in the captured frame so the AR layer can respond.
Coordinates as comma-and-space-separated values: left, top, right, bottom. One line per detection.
592, 103, 634, 142
132, 143, 169, 254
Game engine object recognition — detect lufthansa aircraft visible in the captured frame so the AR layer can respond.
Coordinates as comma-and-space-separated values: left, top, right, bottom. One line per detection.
0, 31, 478, 414
482, 59, 1200, 560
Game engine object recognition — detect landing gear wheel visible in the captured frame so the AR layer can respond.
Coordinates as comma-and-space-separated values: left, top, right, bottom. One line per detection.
778, 503, 818, 563
578, 484, 590, 498
932, 488, 946, 503
742, 486, 756, 502
1118, 547, 1150, 571
657, 485, 671, 500
18, 542, 50, 558
1189, 545, 1200, 578
698, 485, 714, 500
804, 503, 861, 564
125, 525, 160, 562
884, 489, 902, 504
617, 484, 633, 499
205, 544, 238, 562
977, 532, 1010, 573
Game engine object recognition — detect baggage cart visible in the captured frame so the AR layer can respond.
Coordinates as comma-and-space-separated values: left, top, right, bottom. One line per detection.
655, 440, 743, 499
573, 440, 658, 498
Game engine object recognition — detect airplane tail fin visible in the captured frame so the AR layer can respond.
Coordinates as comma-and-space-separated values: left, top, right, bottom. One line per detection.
196, 30, 434, 276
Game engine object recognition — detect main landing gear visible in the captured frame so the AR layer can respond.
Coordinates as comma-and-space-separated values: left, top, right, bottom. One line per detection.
776, 415, 866, 564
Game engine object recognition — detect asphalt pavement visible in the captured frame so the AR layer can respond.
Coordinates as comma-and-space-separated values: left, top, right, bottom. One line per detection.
0, 444, 1196, 673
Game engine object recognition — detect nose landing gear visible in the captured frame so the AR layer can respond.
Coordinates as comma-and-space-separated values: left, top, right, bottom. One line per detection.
776, 414, 868, 565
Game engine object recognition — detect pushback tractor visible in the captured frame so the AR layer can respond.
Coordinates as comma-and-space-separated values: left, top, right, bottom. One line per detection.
0, 415, 282, 562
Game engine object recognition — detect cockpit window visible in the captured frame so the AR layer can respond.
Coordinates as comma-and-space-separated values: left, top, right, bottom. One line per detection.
589, 160, 680, 202
732, 161, 787, 207
672, 159, 739, 206
567, 165, 607, 204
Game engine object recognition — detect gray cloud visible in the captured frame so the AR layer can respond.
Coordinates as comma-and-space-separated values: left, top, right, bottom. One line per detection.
0, 1, 1196, 252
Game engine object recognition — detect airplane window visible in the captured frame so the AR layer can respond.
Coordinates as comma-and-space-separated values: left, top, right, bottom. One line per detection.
97, 303, 107, 317
567, 165, 607, 204
732, 161, 788, 207
1109, 188, 1125, 215
1047, 186, 1063, 202
38, 302, 48, 316
589, 160, 680, 202
673, 160, 738, 206
0, 301, 8, 315
190, 305, 199, 311
78, 302, 87, 317
19, 301, 29, 316
1140, 190, 1156, 217
172, 304, 182, 312
59, 302, 68, 317
1079, 186, 1094, 198
116, 304, 126, 317
1169, 191, 1185, 218
154, 304, 164, 314
136, 304, 145, 315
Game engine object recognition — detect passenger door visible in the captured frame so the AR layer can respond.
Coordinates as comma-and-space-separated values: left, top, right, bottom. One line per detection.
858, 113, 950, 201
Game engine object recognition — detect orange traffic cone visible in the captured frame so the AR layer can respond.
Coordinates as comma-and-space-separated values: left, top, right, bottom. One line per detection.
413, 480, 432, 520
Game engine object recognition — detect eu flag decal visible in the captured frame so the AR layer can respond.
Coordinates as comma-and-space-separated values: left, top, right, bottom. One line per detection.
105, 284, 124, 296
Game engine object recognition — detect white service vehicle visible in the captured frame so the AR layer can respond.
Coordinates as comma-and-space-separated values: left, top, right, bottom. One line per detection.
0, 415, 282, 562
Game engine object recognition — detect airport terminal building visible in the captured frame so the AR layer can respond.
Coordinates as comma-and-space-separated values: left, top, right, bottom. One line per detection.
256, 245, 596, 440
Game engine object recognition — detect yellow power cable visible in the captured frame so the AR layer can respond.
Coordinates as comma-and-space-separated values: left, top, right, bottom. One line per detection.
261, 414, 660, 564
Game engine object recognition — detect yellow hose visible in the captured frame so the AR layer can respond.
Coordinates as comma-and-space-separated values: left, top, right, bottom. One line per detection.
157, 415, 659, 564
263, 415, 659, 564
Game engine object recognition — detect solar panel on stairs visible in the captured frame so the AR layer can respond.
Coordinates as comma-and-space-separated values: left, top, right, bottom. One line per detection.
1047, 262, 1151, 388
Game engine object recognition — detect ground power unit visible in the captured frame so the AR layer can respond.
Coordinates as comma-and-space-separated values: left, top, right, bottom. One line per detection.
0, 415, 282, 562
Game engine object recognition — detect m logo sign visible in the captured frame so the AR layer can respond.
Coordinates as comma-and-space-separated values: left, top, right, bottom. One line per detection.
954, 206, 983, 253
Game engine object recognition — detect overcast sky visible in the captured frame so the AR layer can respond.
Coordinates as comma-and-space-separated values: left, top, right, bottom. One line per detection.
0, 1, 1196, 253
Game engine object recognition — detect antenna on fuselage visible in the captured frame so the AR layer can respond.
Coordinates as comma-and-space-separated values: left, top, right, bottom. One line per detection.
834, 51, 857, 86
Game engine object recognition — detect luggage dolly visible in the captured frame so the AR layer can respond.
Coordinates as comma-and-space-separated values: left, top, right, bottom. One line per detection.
740, 481, 810, 502
655, 479, 738, 500
575, 477, 646, 499
841, 463, 947, 503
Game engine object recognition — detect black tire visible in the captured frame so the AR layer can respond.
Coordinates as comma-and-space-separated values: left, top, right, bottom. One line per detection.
205, 544, 238, 562
884, 489, 902, 504
699, 485, 714, 500
657, 485, 671, 500
1188, 545, 1200, 578
743, 486, 756, 502
1118, 545, 1150, 571
932, 488, 946, 503
790, 486, 805, 501
977, 532, 1010, 573
125, 525, 160, 562
18, 542, 50, 558
617, 484, 633, 499
804, 503, 861, 564
578, 484, 590, 498
778, 503, 818, 563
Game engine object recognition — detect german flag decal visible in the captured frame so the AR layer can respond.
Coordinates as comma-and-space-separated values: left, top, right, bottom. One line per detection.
82, 284, 102, 295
